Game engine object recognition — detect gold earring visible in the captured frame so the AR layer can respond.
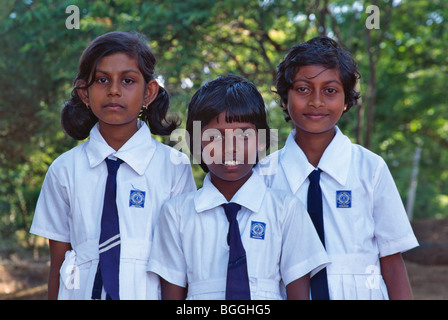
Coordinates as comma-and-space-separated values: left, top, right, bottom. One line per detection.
85, 103, 90, 109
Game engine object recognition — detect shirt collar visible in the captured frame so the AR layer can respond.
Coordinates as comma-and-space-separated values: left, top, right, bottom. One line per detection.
280, 129, 315, 193
194, 170, 267, 213
280, 126, 352, 191
318, 126, 352, 185
85, 121, 156, 175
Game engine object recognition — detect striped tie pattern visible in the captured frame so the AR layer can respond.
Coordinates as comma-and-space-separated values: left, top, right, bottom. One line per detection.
92, 158, 123, 300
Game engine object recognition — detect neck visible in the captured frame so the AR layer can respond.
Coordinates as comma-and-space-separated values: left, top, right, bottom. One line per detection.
294, 128, 336, 167
210, 171, 252, 202
98, 121, 139, 151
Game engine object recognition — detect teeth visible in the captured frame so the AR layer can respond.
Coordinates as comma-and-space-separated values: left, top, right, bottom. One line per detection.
224, 160, 240, 166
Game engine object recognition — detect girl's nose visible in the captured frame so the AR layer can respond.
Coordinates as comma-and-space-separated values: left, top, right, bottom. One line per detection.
108, 81, 121, 96
224, 130, 240, 153
309, 91, 324, 107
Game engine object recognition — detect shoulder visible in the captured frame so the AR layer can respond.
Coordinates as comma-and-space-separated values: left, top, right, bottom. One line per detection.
144, 139, 194, 184
263, 187, 304, 214
350, 143, 389, 175
265, 186, 297, 202
46, 142, 87, 177
351, 142, 383, 162
163, 190, 196, 210
160, 191, 197, 223
255, 149, 283, 180
152, 139, 191, 166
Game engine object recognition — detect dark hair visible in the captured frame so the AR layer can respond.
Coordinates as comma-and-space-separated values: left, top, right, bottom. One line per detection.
186, 74, 270, 172
276, 36, 361, 121
61, 31, 177, 140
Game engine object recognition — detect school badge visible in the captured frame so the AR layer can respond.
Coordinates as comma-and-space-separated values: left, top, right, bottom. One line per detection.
129, 189, 146, 208
250, 221, 266, 240
336, 190, 352, 208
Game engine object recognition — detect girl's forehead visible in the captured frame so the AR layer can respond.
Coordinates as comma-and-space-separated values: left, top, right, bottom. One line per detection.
95, 52, 139, 71
203, 113, 257, 132
293, 65, 342, 82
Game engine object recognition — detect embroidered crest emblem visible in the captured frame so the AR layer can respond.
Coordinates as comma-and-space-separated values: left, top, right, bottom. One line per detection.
250, 221, 266, 240
129, 189, 145, 208
336, 190, 351, 208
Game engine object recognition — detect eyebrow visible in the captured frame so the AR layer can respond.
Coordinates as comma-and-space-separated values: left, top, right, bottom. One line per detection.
292, 78, 343, 86
95, 69, 141, 76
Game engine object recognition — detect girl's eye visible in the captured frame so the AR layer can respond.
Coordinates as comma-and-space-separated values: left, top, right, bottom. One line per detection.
96, 77, 108, 84
210, 134, 223, 141
203, 132, 222, 141
295, 86, 309, 94
236, 131, 254, 140
123, 78, 135, 84
326, 88, 338, 94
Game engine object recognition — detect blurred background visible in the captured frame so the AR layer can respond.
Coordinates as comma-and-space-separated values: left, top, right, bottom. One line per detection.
0, 0, 447, 299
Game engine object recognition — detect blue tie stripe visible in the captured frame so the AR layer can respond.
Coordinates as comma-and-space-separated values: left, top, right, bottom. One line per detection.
98, 234, 121, 254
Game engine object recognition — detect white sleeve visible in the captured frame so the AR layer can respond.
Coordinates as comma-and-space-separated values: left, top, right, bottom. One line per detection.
29, 161, 71, 243
170, 154, 197, 197
373, 159, 419, 257
147, 200, 187, 287
279, 196, 330, 285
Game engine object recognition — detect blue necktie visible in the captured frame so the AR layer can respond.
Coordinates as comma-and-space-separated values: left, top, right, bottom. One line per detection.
92, 158, 123, 300
307, 169, 330, 300
222, 203, 251, 300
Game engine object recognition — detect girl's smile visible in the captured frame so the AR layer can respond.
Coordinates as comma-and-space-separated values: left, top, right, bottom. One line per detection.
303, 110, 330, 121
286, 65, 346, 139
201, 111, 258, 199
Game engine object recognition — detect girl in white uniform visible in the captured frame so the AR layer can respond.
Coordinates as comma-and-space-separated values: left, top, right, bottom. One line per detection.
30, 32, 196, 300
257, 36, 418, 299
148, 75, 329, 300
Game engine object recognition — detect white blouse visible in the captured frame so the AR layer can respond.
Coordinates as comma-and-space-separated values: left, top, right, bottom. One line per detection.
256, 127, 419, 299
148, 170, 329, 300
30, 121, 196, 299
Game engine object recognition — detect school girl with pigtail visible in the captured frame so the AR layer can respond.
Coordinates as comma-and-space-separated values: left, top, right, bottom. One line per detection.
30, 31, 196, 300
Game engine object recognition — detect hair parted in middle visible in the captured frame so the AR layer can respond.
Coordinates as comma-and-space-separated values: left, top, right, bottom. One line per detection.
61, 31, 178, 140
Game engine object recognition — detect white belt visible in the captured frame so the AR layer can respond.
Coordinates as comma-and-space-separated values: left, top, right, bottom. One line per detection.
187, 277, 281, 297
70, 239, 152, 264
59, 239, 152, 289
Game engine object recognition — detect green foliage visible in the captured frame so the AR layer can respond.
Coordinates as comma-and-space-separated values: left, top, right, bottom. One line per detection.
0, 0, 447, 253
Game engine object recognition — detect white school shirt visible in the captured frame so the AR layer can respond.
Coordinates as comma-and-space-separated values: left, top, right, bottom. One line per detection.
256, 127, 418, 300
30, 121, 196, 300
147, 170, 330, 300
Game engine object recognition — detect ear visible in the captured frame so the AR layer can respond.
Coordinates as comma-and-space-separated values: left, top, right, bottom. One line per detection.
76, 80, 90, 106
144, 80, 159, 106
